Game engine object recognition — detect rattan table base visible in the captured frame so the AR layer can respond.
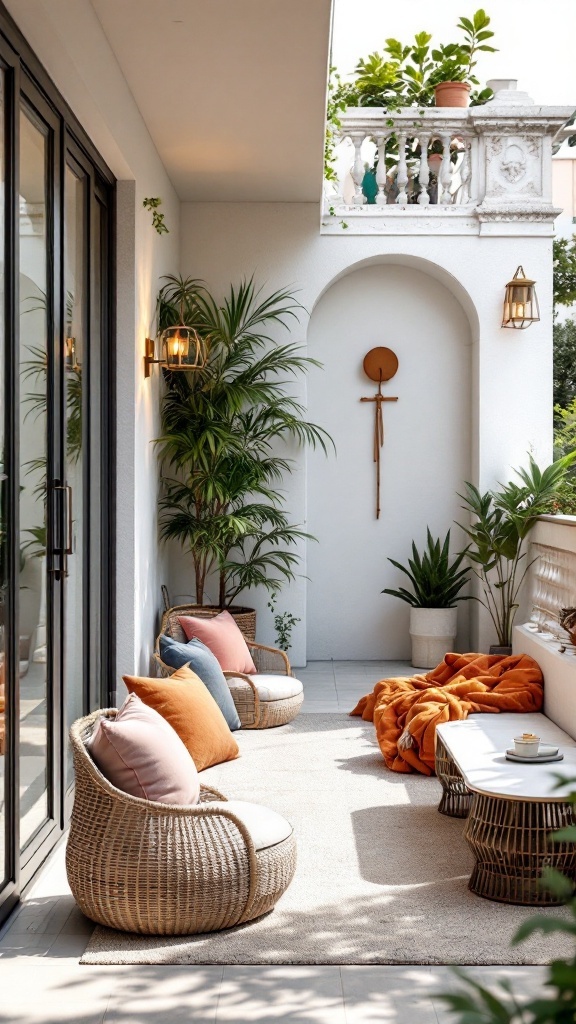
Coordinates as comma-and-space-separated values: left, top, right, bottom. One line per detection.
464, 792, 576, 905
435, 734, 472, 818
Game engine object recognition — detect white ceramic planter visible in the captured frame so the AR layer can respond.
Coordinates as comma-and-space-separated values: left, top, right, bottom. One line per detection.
409, 607, 458, 669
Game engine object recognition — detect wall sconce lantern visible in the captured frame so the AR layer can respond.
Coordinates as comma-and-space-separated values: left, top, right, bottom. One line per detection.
501, 266, 540, 330
65, 336, 81, 371
144, 325, 206, 377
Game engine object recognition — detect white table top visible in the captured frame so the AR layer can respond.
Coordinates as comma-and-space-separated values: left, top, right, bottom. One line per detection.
436, 714, 576, 802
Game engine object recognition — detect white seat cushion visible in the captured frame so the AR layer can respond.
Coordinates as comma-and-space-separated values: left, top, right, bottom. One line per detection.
249, 674, 303, 702
208, 800, 293, 851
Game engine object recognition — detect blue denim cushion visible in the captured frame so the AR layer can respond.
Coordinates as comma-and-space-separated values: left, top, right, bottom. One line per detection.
159, 634, 242, 731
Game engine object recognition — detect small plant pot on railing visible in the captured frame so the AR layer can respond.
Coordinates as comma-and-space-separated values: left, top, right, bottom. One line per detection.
434, 81, 471, 108
409, 607, 458, 669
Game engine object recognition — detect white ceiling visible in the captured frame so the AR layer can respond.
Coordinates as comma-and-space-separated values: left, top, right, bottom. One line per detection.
90, 0, 333, 202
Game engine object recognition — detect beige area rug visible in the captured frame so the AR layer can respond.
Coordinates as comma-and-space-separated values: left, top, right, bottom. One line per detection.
82, 714, 572, 966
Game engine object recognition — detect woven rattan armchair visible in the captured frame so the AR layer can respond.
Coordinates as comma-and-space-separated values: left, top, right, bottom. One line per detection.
154, 605, 304, 729
66, 709, 297, 935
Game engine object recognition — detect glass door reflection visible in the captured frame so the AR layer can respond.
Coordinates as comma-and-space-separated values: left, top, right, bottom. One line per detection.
18, 103, 49, 850
64, 161, 86, 790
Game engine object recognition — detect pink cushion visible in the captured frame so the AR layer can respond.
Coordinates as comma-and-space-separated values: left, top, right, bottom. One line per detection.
88, 693, 200, 805
178, 610, 257, 674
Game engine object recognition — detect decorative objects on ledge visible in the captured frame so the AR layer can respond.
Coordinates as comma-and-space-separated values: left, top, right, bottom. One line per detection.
501, 266, 540, 329
559, 608, 576, 648
359, 347, 398, 519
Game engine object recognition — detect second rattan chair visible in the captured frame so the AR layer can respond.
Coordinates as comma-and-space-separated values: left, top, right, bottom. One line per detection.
154, 605, 304, 729
66, 709, 297, 935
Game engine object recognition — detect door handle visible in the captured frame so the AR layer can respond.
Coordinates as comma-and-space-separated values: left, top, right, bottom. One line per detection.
48, 480, 62, 578
49, 483, 73, 577
63, 484, 73, 555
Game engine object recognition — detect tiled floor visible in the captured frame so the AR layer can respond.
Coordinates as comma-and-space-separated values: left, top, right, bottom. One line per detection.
297, 659, 415, 713
0, 662, 548, 1023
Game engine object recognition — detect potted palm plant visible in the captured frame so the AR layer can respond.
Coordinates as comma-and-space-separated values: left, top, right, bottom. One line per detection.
382, 528, 471, 668
459, 453, 576, 653
156, 275, 332, 637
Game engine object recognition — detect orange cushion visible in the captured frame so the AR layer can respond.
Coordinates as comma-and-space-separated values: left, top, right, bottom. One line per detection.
178, 610, 256, 674
122, 666, 240, 771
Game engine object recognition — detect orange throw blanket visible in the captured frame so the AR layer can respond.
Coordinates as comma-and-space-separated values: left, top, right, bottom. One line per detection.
350, 652, 543, 776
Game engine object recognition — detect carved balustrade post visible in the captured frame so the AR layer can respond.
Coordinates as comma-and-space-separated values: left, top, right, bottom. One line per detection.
459, 140, 471, 204
375, 135, 388, 206
417, 133, 431, 205
395, 132, 408, 204
439, 132, 453, 204
351, 134, 367, 206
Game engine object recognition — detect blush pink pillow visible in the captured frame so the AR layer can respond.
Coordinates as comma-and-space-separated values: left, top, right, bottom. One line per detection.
178, 610, 257, 674
88, 693, 200, 806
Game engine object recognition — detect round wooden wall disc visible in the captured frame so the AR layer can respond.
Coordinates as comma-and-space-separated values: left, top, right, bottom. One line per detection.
363, 347, 399, 382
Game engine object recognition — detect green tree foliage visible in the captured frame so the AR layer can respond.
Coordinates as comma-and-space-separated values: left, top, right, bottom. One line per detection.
554, 320, 576, 411
552, 400, 576, 515
553, 236, 576, 308
552, 240, 576, 513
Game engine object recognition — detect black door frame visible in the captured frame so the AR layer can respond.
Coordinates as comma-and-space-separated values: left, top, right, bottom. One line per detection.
0, 2, 115, 924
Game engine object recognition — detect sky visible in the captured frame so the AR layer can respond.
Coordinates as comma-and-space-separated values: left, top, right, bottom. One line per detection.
331, 0, 576, 111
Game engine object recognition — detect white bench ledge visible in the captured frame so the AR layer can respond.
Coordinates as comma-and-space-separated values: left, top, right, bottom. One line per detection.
536, 514, 576, 526
437, 714, 576, 801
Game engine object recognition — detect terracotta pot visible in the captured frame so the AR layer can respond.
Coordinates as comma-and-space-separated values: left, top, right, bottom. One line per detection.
434, 81, 471, 108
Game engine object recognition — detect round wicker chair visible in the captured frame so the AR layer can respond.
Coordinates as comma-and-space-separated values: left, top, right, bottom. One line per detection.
66, 709, 297, 935
154, 605, 304, 729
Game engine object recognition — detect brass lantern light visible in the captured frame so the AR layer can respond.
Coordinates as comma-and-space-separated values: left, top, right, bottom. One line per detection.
501, 266, 540, 330
144, 294, 206, 377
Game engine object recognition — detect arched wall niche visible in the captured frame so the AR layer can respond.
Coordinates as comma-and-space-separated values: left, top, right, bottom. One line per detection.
305, 256, 476, 661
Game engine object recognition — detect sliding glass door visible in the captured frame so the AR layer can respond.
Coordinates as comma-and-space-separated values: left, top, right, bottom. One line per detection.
18, 99, 51, 854
0, 22, 114, 923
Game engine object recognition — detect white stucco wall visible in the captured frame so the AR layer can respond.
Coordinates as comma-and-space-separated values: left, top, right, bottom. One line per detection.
306, 263, 471, 659
177, 201, 554, 663
5, 0, 181, 688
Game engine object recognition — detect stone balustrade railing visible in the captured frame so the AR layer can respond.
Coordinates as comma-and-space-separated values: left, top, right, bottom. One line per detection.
322, 87, 574, 235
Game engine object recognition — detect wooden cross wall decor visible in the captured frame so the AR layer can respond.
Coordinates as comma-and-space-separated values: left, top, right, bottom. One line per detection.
360, 347, 399, 519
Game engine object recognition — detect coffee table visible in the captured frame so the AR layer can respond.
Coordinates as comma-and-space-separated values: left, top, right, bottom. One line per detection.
436, 713, 576, 905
